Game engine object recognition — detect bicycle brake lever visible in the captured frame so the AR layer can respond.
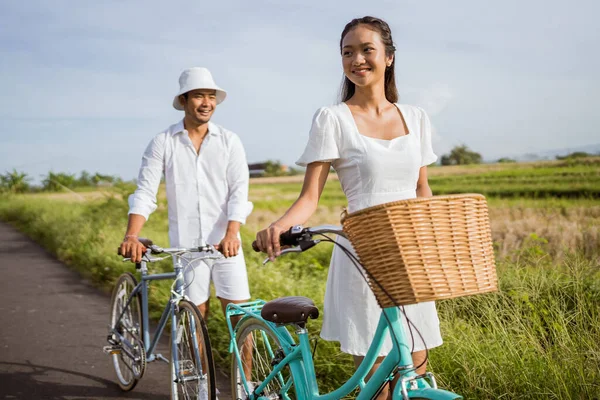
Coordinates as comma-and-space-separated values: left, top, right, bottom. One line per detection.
149, 244, 164, 254
262, 246, 305, 265
200, 244, 216, 253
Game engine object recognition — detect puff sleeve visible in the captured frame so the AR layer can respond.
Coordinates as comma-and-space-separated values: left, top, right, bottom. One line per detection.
418, 107, 438, 167
296, 107, 341, 167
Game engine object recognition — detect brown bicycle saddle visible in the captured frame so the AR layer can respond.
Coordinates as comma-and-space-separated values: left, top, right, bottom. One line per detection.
261, 296, 319, 326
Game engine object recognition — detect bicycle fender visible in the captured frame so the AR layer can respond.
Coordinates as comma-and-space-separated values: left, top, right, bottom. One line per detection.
401, 388, 462, 399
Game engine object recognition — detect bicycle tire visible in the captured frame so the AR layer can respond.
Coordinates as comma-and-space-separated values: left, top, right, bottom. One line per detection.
109, 272, 145, 391
231, 317, 297, 400
170, 300, 216, 400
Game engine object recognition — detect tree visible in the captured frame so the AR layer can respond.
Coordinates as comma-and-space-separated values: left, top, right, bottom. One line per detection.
556, 151, 593, 160
497, 157, 516, 163
263, 160, 286, 177
42, 172, 76, 191
440, 145, 483, 166
77, 170, 93, 187
0, 170, 31, 193
91, 172, 117, 186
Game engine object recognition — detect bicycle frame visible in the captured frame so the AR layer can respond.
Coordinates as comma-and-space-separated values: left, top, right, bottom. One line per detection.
227, 302, 460, 400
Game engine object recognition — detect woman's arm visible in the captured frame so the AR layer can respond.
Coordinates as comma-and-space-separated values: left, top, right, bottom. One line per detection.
416, 166, 433, 198
256, 161, 331, 259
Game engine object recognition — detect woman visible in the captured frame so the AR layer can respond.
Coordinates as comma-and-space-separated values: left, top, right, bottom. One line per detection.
255, 16, 443, 399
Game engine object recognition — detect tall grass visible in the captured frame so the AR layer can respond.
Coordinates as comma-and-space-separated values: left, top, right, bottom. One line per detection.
434, 248, 600, 398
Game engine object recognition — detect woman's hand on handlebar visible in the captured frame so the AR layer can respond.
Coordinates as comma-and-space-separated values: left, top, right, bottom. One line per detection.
255, 222, 287, 261
120, 237, 146, 263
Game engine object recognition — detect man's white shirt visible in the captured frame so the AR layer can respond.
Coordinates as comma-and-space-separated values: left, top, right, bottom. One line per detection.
128, 120, 251, 247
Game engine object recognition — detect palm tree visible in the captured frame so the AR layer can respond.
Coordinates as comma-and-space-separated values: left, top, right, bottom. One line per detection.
0, 170, 31, 193
42, 172, 76, 191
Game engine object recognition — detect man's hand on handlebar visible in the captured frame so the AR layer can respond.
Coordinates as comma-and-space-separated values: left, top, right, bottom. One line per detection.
119, 237, 146, 263
216, 233, 241, 258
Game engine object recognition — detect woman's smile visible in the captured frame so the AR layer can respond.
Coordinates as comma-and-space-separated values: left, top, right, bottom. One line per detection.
352, 66, 372, 77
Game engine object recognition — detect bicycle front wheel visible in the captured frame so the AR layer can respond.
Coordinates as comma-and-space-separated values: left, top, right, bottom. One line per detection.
231, 318, 296, 400
109, 272, 145, 391
398, 387, 462, 399
170, 300, 216, 400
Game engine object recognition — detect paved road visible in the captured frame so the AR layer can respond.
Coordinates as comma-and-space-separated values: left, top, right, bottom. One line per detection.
0, 222, 230, 399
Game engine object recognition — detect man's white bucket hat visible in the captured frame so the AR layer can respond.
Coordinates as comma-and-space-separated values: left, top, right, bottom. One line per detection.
173, 67, 227, 110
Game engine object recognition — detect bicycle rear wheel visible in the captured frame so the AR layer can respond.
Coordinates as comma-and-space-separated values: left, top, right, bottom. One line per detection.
170, 300, 216, 400
231, 318, 296, 400
109, 272, 145, 391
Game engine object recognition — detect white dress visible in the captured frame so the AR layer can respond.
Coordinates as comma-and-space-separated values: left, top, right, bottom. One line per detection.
296, 103, 443, 356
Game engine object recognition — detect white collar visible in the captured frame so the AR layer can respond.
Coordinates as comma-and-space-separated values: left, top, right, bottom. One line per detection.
172, 120, 219, 136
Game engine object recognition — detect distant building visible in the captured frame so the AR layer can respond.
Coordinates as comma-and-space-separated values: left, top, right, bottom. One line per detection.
248, 162, 289, 178
248, 162, 266, 178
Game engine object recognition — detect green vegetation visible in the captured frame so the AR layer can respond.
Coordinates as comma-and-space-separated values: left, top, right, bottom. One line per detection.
430, 157, 600, 198
556, 151, 598, 160
0, 170, 123, 194
0, 169, 31, 193
1, 159, 599, 398
40, 171, 123, 191
440, 145, 483, 165
497, 157, 516, 163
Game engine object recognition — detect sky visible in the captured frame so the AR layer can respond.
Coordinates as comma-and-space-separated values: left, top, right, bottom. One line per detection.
1, 0, 598, 183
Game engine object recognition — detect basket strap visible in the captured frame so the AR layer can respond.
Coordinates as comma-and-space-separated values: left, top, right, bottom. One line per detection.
340, 208, 348, 223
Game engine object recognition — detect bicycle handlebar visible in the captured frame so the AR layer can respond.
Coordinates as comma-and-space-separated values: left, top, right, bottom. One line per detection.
250, 226, 305, 252
117, 239, 222, 262
251, 225, 346, 264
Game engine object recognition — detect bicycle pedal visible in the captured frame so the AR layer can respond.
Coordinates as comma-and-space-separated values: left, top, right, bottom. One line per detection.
103, 345, 121, 355
106, 335, 118, 346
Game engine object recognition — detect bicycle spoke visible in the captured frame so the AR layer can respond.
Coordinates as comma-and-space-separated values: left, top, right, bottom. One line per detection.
232, 318, 296, 400
108, 273, 145, 391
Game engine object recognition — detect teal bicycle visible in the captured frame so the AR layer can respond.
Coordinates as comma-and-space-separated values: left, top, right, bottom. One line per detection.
226, 225, 462, 400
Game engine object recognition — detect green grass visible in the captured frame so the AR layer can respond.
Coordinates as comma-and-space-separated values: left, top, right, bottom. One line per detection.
1, 160, 599, 398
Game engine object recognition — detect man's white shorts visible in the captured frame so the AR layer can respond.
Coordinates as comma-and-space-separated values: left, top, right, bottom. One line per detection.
180, 252, 251, 305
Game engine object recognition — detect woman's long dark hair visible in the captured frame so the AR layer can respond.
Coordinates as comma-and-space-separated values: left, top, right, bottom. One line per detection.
339, 16, 398, 103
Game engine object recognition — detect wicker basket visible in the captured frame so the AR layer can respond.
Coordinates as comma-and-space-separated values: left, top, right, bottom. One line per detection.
340, 193, 497, 307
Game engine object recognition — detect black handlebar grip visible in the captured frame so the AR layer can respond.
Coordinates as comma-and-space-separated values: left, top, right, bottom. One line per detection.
117, 247, 123, 256
280, 228, 301, 246
252, 241, 260, 252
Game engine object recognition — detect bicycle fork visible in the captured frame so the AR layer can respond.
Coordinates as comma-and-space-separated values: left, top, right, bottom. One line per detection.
170, 301, 205, 385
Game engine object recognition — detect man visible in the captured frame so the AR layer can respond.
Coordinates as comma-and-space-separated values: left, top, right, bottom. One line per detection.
120, 66, 252, 330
